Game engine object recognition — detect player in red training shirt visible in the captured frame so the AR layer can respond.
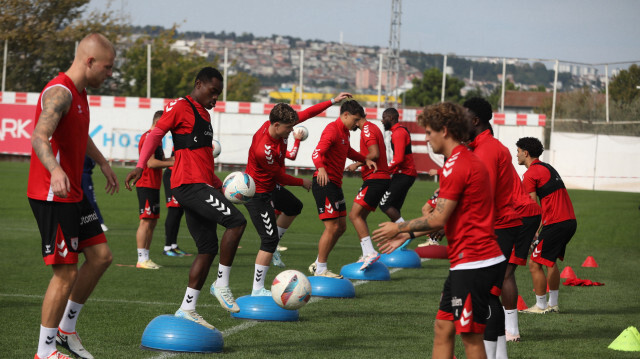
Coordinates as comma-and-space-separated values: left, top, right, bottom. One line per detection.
28, 33, 118, 359
126, 67, 247, 328
346, 115, 391, 270
244, 93, 352, 295
161, 147, 192, 257
134, 110, 175, 269
309, 100, 376, 278
373, 102, 505, 359
465, 97, 521, 356
517, 137, 577, 314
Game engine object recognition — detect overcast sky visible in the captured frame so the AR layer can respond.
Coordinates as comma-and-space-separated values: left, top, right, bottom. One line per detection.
88, 0, 640, 65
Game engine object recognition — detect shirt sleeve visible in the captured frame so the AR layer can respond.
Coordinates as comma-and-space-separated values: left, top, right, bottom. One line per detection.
312, 127, 333, 169
522, 169, 538, 194
297, 100, 332, 123
438, 164, 465, 202
136, 127, 167, 169
275, 171, 304, 187
286, 138, 301, 160
212, 172, 222, 190
388, 129, 406, 173
347, 147, 367, 163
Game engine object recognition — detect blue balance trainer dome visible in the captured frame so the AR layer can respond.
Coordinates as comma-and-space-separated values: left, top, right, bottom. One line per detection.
141, 315, 223, 353
340, 261, 391, 281
379, 249, 422, 268
231, 295, 299, 321
308, 276, 356, 298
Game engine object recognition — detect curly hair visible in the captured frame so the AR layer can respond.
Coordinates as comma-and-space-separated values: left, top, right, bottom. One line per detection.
463, 97, 493, 124
269, 103, 299, 125
340, 100, 365, 117
417, 102, 471, 143
516, 137, 544, 158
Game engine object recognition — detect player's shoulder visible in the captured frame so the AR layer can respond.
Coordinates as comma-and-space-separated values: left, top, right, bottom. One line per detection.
163, 97, 189, 113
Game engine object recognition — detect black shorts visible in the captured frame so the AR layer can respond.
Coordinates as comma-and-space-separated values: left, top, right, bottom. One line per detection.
137, 187, 160, 219
495, 226, 520, 261
172, 183, 246, 255
163, 168, 180, 208
435, 263, 503, 334
353, 178, 390, 212
378, 174, 416, 212
272, 184, 303, 216
312, 177, 346, 220
531, 219, 577, 267
510, 215, 541, 266
29, 196, 106, 266
245, 192, 280, 253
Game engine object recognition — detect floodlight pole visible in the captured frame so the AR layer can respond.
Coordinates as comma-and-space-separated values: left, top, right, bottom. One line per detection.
223, 47, 228, 102
500, 58, 506, 113
298, 49, 304, 105
441, 54, 447, 102
1, 39, 7, 93
146, 44, 151, 98
377, 53, 383, 110
550, 59, 559, 160
605, 64, 609, 123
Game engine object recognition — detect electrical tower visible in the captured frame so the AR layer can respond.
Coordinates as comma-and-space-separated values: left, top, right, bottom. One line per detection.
386, 0, 402, 107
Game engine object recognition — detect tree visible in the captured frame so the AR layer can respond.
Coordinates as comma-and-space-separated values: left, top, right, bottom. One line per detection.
609, 64, 640, 103
226, 71, 261, 101
0, 0, 126, 92
488, 81, 518, 111
404, 68, 464, 107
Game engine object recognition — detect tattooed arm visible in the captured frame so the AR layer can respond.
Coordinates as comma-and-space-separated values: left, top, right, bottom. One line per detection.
371, 197, 457, 252
31, 87, 72, 198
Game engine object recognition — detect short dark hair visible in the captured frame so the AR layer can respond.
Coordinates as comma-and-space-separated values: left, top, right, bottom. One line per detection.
516, 137, 544, 158
463, 97, 493, 124
195, 67, 223, 85
418, 102, 471, 143
340, 100, 365, 118
382, 108, 399, 123
269, 103, 299, 125
152, 110, 163, 124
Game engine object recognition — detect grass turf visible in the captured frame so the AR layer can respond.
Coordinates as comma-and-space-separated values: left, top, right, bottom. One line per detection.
1, 161, 639, 358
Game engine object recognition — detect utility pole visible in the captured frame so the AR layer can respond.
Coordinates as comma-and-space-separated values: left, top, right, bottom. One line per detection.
386, 0, 402, 108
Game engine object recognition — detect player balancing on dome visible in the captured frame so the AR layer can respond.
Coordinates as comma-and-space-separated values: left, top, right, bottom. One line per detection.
372, 102, 505, 359
244, 93, 353, 296
126, 67, 247, 330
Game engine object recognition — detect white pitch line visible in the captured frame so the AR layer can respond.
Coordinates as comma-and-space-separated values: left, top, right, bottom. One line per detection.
0, 293, 216, 307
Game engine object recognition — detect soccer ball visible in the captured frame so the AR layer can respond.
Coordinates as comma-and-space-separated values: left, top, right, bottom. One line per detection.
222, 172, 255, 204
294, 126, 309, 141
212, 139, 221, 158
271, 270, 312, 310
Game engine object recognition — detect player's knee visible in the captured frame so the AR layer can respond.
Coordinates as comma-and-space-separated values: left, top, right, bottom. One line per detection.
259, 236, 278, 253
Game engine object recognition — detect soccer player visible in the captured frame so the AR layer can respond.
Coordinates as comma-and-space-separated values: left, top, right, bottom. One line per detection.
81, 156, 108, 232
134, 110, 175, 269
28, 33, 118, 359
379, 108, 418, 222
516, 137, 577, 314
465, 97, 521, 356
244, 93, 352, 295
346, 113, 391, 270
309, 100, 376, 278
373, 102, 505, 359
162, 160, 191, 257
125, 67, 247, 329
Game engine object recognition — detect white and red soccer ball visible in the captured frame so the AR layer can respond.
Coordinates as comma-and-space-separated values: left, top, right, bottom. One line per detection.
294, 126, 309, 141
271, 270, 312, 310
222, 171, 255, 204
212, 139, 221, 158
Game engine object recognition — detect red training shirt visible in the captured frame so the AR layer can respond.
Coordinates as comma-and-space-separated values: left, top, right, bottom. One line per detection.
358, 121, 390, 180
28, 73, 90, 203
438, 145, 505, 269
312, 118, 366, 187
468, 129, 522, 229
522, 159, 576, 225
135, 131, 164, 189
387, 123, 417, 177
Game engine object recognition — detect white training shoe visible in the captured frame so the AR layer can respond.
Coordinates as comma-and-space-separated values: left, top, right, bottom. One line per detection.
276, 245, 288, 251
251, 287, 272, 296
35, 351, 73, 359
210, 282, 240, 313
56, 330, 94, 359
359, 252, 381, 271
175, 308, 215, 330
271, 250, 286, 268
417, 237, 439, 247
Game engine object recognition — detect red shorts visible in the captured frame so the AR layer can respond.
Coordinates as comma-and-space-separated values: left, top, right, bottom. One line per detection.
29, 196, 107, 265
137, 187, 160, 219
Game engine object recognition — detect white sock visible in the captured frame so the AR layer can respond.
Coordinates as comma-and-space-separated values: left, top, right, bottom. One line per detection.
504, 308, 519, 335
484, 340, 497, 359
215, 264, 231, 287
315, 260, 327, 274
360, 236, 376, 256
171, 244, 178, 249
145, 249, 151, 260
277, 226, 287, 239
180, 287, 200, 311
548, 290, 559, 307
164, 246, 171, 251
37, 325, 57, 359
253, 264, 270, 290
58, 300, 83, 333
496, 335, 508, 359
137, 248, 148, 262
536, 294, 547, 309
395, 217, 405, 223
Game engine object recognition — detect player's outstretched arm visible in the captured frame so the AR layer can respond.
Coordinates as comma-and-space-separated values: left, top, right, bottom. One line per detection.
125, 168, 143, 191
32, 86, 72, 198
87, 137, 119, 195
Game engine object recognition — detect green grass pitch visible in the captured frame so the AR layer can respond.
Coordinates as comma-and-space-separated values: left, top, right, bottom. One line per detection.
1, 161, 639, 358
